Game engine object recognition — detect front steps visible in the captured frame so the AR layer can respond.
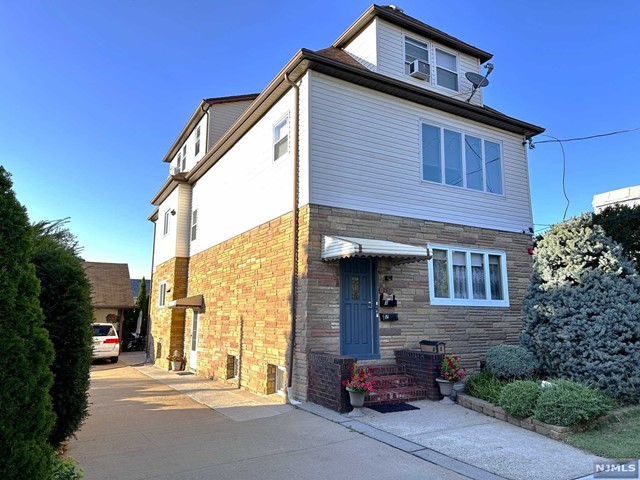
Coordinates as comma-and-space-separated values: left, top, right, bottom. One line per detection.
364, 364, 429, 406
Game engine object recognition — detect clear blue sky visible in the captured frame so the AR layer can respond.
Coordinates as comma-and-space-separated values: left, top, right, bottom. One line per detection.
2, 1, 639, 279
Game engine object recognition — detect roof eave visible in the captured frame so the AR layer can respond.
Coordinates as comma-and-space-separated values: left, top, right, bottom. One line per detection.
333, 4, 493, 64
162, 100, 209, 164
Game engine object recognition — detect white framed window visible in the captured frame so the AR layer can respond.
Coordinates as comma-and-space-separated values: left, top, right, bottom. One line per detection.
195, 126, 201, 156
163, 209, 171, 236
181, 145, 187, 171
428, 245, 509, 307
191, 208, 198, 241
404, 36, 430, 76
175, 151, 182, 173
273, 116, 289, 161
435, 48, 458, 91
158, 282, 167, 307
421, 122, 503, 195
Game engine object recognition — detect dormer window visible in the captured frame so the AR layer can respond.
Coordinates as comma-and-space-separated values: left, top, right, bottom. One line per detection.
195, 126, 201, 156
181, 145, 187, 171
405, 37, 430, 77
435, 49, 458, 91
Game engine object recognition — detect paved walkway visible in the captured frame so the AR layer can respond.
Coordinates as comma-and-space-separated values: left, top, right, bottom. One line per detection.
70, 353, 620, 480
67, 353, 466, 480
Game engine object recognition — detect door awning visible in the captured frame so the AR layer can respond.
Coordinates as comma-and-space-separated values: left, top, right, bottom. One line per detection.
321, 235, 431, 265
168, 294, 204, 309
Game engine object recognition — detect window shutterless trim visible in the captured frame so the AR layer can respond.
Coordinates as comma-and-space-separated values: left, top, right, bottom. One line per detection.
158, 281, 167, 307
427, 244, 509, 307
273, 114, 290, 161
163, 209, 171, 236
434, 47, 459, 92
419, 119, 505, 196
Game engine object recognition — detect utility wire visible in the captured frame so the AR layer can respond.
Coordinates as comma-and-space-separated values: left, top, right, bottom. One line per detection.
534, 127, 640, 144
539, 134, 570, 221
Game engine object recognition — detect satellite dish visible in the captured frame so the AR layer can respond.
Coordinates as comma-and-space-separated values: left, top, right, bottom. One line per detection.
465, 72, 489, 88
465, 63, 494, 102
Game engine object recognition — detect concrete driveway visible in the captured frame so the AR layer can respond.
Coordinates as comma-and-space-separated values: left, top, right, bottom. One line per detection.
67, 354, 466, 480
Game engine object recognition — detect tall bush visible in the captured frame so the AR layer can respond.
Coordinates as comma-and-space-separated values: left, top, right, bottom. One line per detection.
31, 220, 94, 447
0, 167, 55, 479
593, 204, 640, 266
521, 214, 640, 403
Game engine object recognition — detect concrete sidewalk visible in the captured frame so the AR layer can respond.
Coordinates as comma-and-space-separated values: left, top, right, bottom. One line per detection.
124, 353, 612, 480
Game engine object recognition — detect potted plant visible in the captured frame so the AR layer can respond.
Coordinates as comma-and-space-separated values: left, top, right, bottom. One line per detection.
166, 351, 185, 371
436, 355, 468, 397
342, 363, 375, 408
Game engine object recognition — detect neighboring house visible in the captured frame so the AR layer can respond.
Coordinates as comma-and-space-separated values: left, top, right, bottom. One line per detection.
592, 185, 640, 213
83, 262, 137, 333
148, 5, 544, 410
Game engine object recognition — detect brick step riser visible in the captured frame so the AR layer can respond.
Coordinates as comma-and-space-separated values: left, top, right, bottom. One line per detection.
366, 388, 429, 403
365, 365, 406, 376
373, 376, 416, 389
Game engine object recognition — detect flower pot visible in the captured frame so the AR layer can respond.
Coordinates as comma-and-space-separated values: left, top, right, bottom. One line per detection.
346, 387, 366, 407
436, 378, 454, 397
171, 361, 182, 371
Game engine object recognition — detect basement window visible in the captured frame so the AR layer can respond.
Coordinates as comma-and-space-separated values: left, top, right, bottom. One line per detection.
226, 355, 238, 379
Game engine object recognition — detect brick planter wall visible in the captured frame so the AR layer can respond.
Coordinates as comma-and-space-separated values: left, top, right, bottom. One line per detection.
307, 352, 356, 413
394, 349, 444, 400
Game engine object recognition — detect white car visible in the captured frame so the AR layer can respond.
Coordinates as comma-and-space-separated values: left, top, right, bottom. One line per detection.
92, 323, 120, 363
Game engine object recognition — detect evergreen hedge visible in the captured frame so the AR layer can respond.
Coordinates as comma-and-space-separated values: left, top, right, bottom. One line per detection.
521, 214, 640, 403
32, 220, 94, 447
0, 167, 55, 480
499, 380, 541, 419
533, 380, 615, 426
485, 344, 538, 380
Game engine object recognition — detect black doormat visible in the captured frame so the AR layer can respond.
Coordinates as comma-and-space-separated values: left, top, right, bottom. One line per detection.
368, 403, 420, 414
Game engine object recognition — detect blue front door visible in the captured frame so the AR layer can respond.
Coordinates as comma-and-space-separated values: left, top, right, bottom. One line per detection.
340, 258, 379, 359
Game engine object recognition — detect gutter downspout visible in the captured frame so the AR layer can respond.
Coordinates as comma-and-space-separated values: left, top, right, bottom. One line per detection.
146, 219, 157, 364
284, 73, 300, 405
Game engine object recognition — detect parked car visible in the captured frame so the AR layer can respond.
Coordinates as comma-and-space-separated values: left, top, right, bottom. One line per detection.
92, 323, 120, 363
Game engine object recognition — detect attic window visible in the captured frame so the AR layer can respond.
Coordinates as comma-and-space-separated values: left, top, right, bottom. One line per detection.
195, 126, 201, 156
181, 145, 187, 171
404, 37, 429, 76
436, 49, 458, 91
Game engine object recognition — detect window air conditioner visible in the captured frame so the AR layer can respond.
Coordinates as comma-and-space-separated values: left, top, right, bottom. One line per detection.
170, 166, 180, 175
409, 59, 430, 80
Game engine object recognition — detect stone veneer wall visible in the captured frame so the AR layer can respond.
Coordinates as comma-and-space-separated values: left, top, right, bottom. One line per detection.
184, 211, 301, 398
149, 257, 189, 367
301, 204, 533, 372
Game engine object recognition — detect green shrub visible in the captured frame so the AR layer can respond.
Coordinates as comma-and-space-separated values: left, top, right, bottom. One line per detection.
50, 455, 83, 480
465, 371, 508, 404
32, 220, 94, 447
486, 344, 538, 380
0, 167, 55, 480
521, 214, 640, 403
533, 379, 616, 427
499, 380, 541, 419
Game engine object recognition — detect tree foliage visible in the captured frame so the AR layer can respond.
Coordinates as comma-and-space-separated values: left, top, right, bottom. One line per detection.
137, 276, 148, 335
31, 219, 94, 447
521, 214, 640, 403
593, 203, 640, 267
0, 167, 55, 479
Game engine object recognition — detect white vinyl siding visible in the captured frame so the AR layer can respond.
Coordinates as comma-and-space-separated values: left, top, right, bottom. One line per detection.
152, 184, 192, 270
421, 122, 503, 195
190, 75, 309, 257
376, 19, 483, 106
308, 72, 532, 233
208, 100, 255, 150
343, 18, 378, 70
428, 244, 509, 307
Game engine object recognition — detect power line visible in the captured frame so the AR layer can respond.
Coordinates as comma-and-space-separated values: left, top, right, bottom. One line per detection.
539, 134, 570, 221
534, 127, 640, 144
